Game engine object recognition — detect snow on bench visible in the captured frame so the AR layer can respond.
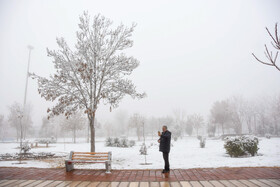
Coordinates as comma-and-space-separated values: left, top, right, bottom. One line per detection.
65, 151, 112, 173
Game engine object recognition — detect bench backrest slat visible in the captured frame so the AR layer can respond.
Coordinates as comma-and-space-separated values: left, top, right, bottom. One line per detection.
70, 151, 111, 162
74, 152, 108, 154
72, 156, 108, 158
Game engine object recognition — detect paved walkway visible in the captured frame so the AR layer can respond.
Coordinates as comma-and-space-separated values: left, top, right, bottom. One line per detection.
0, 167, 279, 186
0, 179, 280, 187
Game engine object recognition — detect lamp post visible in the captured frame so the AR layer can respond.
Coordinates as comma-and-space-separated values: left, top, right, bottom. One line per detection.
22, 45, 33, 140
23, 45, 34, 108
13, 45, 33, 165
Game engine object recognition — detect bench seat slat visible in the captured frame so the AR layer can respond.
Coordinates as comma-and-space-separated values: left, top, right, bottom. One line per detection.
72, 157, 109, 161
73, 155, 108, 158
68, 160, 107, 163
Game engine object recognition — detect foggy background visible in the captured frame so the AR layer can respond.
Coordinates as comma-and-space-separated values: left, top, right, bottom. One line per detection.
0, 0, 280, 139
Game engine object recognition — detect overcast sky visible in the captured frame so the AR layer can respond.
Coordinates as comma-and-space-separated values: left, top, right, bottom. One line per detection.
0, 0, 280, 126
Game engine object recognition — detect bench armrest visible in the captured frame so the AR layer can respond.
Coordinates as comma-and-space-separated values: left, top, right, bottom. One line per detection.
108, 151, 112, 161
68, 151, 74, 160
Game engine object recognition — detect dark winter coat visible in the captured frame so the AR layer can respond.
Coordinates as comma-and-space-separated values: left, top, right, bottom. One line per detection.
159, 130, 171, 153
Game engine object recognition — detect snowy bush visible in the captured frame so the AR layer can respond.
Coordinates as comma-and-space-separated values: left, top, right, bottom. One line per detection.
242, 136, 259, 156
0, 152, 57, 161
224, 137, 244, 157
207, 124, 216, 137
129, 140, 136, 147
105, 137, 114, 146
120, 138, 129, 147
265, 134, 271, 139
197, 135, 202, 141
172, 125, 183, 141
200, 138, 206, 148
50, 136, 56, 143
105, 137, 135, 147
21, 141, 31, 154
113, 138, 121, 147
139, 143, 147, 155
224, 136, 259, 157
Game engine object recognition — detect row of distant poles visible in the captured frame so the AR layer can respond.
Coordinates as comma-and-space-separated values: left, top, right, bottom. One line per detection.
14, 45, 34, 165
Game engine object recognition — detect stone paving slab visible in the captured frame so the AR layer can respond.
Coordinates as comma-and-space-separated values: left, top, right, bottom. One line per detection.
0, 167, 279, 182
1, 179, 280, 187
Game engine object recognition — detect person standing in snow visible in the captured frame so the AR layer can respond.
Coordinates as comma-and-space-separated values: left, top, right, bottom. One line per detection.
158, 125, 171, 173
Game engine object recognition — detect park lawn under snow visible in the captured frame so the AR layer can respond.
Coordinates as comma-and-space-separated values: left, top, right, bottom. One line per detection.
0, 137, 279, 169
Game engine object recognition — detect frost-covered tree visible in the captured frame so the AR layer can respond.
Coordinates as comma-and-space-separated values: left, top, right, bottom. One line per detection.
173, 109, 186, 127
158, 116, 174, 130
242, 100, 255, 134
146, 117, 160, 139
48, 115, 64, 140
207, 121, 216, 137
210, 100, 230, 135
7, 102, 33, 141
185, 119, 193, 136
31, 12, 146, 151
172, 109, 186, 139
60, 111, 87, 143
128, 113, 144, 141
187, 114, 204, 136
270, 94, 280, 135
7, 103, 21, 141
114, 110, 128, 136
0, 115, 4, 140
228, 96, 245, 134
40, 117, 54, 138
103, 121, 114, 137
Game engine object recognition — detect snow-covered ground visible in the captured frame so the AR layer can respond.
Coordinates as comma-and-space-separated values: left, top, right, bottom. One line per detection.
0, 137, 279, 169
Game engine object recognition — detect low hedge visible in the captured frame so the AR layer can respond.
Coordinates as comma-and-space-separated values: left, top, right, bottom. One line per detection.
224, 135, 259, 157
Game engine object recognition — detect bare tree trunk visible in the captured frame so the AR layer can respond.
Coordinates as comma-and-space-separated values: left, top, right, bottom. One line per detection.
87, 123, 89, 143
74, 124, 76, 143
247, 119, 252, 134
274, 116, 278, 136
254, 115, 257, 135
23, 123, 27, 140
16, 128, 19, 142
137, 127, 140, 141
89, 113, 96, 152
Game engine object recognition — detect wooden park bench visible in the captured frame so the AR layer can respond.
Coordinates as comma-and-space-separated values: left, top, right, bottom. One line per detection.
65, 151, 112, 173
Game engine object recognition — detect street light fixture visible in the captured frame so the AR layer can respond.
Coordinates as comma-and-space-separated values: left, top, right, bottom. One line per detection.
13, 45, 34, 165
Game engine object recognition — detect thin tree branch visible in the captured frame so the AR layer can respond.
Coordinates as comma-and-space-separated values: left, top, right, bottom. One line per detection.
252, 23, 280, 72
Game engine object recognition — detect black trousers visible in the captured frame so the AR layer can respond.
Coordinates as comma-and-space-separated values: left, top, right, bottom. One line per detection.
162, 152, 170, 171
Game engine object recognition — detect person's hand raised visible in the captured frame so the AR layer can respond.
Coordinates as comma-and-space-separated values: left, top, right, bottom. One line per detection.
158, 131, 161, 136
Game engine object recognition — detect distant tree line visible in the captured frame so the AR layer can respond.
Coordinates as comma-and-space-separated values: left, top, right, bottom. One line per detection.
1, 93, 279, 142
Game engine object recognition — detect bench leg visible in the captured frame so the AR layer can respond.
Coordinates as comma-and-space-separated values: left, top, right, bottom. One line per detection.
65, 160, 74, 172
105, 161, 111, 174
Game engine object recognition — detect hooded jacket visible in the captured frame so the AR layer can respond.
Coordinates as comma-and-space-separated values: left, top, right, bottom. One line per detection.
159, 130, 171, 153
